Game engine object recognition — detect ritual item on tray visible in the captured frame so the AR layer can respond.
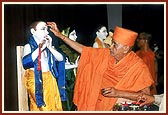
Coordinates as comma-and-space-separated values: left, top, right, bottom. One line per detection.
112, 101, 159, 111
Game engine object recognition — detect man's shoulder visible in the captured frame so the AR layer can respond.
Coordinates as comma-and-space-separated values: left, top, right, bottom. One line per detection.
128, 51, 148, 67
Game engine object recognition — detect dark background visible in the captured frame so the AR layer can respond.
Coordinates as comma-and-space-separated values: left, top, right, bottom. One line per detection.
4, 4, 164, 111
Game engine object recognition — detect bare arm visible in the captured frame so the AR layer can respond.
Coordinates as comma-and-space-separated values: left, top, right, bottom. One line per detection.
101, 87, 150, 101
47, 22, 85, 53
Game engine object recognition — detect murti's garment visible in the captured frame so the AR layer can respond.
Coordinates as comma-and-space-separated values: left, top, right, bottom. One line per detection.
24, 70, 62, 111
136, 49, 157, 95
22, 36, 66, 111
73, 47, 154, 111
94, 37, 105, 48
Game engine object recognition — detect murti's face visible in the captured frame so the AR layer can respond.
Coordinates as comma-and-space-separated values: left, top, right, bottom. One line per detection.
97, 26, 108, 40
69, 30, 77, 41
33, 22, 49, 40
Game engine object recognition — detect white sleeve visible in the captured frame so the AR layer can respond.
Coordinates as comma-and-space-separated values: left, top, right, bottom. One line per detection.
48, 46, 63, 61
22, 44, 31, 57
154, 94, 164, 111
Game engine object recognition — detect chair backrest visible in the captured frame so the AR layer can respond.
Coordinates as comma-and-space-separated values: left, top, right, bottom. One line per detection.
16, 46, 29, 111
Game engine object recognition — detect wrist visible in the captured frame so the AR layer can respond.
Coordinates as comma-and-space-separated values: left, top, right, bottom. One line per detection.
59, 34, 66, 40
117, 90, 122, 98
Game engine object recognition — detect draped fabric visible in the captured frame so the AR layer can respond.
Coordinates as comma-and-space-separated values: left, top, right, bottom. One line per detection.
22, 36, 66, 110
73, 47, 154, 111
136, 49, 157, 95
94, 37, 104, 48
24, 70, 62, 111
35, 42, 45, 107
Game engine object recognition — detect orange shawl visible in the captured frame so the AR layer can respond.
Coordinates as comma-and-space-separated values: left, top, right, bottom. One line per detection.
73, 47, 153, 111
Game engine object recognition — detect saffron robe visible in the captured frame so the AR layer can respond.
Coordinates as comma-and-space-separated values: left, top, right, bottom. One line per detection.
73, 47, 154, 111
136, 49, 157, 95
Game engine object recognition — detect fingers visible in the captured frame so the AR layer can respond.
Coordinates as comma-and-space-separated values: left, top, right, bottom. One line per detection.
102, 91, 111, 95
139, 102, 146, 107
101, 87, 112, 91
45, 35, 52, 41
137, 94, 151, 107
47, 22, 55, 26
47, 22, 57, 29
101, 87, 112, 95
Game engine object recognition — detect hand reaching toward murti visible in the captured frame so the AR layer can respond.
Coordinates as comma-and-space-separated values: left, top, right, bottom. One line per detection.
47, 22, 62, 37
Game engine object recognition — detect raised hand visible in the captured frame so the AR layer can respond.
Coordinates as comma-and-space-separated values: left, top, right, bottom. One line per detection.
45, 35, 52, 49
47, 22, 61, 37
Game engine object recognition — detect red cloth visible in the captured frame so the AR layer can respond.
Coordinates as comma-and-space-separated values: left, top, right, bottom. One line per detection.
73, 47, 153, 111
38, 46, 41, 70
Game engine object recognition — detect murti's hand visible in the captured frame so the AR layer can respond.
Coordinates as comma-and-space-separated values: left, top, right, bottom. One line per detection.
39, 39, 47, 50
45, 35, 52, 49
75, 56, 80, 66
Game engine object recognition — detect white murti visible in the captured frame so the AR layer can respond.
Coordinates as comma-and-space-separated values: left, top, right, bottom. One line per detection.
93, 26, 108, 48
65, 29, 80, 70
23, 22, 63, 72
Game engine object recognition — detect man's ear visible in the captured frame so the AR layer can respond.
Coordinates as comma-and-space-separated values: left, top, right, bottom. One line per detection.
123, 46, 130, 54
30, 28, 35, 34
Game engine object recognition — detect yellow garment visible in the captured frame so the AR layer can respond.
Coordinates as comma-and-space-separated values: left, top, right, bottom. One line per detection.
24, 69, 63, 111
